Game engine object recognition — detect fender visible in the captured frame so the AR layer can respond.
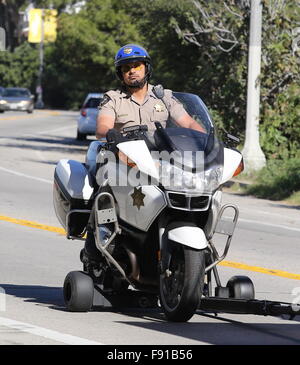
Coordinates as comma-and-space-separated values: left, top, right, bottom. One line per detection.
167, 226, 208, 250
159, 222, 207, 273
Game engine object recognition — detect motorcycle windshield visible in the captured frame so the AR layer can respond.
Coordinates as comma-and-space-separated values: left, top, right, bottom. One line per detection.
151, 93, 223, 193
171, 92, 214, 134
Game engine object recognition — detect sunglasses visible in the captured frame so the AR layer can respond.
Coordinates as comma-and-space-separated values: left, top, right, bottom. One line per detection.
121, 62, 144, 73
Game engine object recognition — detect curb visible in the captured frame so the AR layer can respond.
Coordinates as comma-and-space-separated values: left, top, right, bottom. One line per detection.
224, 179, 251, 189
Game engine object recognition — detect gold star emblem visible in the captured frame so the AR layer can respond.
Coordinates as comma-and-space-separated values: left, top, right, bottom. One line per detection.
131, 187, 146, 210
124, 47, 132, 54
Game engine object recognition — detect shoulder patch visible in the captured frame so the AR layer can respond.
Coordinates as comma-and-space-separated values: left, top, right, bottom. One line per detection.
98, 94, 111, 109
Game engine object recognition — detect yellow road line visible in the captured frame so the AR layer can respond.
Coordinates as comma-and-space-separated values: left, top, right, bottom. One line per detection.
1, 214, 300, 281
219, 260, 300, 281
0, 111, 60, 121
38, 110, 61, 116
0, 215, 65, 235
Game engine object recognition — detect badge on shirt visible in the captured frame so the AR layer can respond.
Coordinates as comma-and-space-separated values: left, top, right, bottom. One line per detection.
154, 103, 164, 112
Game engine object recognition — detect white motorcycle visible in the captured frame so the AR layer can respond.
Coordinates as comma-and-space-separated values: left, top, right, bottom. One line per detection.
53, 91, 249, 322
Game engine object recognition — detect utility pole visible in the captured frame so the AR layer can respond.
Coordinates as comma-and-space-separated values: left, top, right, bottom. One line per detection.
242, 0, 266, 172
0, 27, 5, 51
28, 8, 57, 108
35, 9, 44, 109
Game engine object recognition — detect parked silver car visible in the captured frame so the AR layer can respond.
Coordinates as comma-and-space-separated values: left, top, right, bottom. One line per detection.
0, 87, 34, 113
77, 93, 103, 140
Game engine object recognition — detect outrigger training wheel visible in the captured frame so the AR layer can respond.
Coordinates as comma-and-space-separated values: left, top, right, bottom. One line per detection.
226, 275, 255, 300
63, 271, 94, 312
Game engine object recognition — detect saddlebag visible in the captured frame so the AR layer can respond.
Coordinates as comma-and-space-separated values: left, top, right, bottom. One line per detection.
53, 159, 94, 238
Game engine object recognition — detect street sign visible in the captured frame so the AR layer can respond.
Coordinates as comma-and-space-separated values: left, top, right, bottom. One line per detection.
28, 9, 57, 43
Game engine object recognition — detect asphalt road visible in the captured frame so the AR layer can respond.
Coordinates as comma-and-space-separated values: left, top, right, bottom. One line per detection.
0, 110, 299, 348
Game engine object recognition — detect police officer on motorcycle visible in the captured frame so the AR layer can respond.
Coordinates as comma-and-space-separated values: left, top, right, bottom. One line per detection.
84, 44, 204, 263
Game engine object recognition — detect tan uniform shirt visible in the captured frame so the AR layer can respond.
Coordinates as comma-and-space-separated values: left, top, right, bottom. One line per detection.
98, 84, 187, 132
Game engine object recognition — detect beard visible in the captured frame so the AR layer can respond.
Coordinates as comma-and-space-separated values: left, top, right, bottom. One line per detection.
124, 76, 147, 89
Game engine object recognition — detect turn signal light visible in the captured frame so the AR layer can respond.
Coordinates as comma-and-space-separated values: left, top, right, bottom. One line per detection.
80, 109, 87, 117
233, 159, 244, 177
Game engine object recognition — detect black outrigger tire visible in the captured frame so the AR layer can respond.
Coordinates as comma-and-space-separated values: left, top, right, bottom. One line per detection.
63, 271, 94, 312
226, 275, 255, 300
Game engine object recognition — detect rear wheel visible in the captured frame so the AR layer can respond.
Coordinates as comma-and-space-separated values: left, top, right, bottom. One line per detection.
160, 245, 205, 322
63, 271, 94, 312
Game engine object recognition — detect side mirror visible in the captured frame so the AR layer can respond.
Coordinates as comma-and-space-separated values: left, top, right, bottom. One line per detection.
221, 128, 240, 148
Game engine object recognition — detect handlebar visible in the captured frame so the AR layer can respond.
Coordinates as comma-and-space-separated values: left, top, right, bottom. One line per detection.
106, 124, 156, 151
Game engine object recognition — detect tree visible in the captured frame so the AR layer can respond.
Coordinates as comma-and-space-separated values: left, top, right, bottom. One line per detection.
0, 41, 38, 90
43, 0, 143, 108
169, 0, 300, 157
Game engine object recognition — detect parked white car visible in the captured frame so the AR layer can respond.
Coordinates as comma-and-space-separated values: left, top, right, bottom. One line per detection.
77, 93, 103, 140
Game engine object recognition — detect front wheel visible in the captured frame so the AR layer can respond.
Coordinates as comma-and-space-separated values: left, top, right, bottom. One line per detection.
159, 245, 205, 322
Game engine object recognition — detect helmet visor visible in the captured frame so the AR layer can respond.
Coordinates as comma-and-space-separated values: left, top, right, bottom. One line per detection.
120, 61, 145, 73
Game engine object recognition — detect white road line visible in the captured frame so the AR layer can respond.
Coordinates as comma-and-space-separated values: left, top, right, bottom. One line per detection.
239, 207, 298, 218
0, 317, 104, 345
239, 218, 300, 233
22, 125, 74, 137
0, 166, 52, 184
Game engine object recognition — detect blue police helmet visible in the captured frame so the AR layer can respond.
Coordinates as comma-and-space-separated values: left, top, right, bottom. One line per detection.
115, 44, 152, 81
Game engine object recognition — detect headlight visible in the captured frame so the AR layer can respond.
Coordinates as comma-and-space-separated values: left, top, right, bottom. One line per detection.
159, 161, 204, 191
19, 100, 29, 105
204, 167, 223, 192
0, 100, 7, 104
159, 159, 222, 193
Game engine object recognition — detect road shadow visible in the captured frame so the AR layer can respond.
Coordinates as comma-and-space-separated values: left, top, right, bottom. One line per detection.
112, 311, 300, 345
25, 159, 61, 166
0, 284, 65, 310
0, 136, 91, 155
